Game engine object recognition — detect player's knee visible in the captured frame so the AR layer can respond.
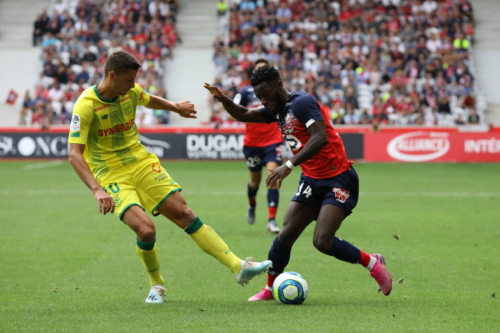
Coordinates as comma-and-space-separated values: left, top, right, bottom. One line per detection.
278, 226, 297, 245
313, 236, 332, 255
249, 180, 259, 189
174, 205, 196, 226
137, 225, 156, 243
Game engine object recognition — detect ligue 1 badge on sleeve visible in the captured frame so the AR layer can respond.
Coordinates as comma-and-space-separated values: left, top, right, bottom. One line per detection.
70, 114, 81, 131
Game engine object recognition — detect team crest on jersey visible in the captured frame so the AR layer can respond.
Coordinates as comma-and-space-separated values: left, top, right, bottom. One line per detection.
123, 102, 132, 115
333, 187, 350, 203
278, 113, 301, 135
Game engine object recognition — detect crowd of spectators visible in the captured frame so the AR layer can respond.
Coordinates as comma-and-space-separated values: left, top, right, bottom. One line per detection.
209, 0, 481, 128
22, 0, 179, 127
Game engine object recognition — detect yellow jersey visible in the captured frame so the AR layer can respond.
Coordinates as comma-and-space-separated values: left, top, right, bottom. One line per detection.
68, 83, 151, 177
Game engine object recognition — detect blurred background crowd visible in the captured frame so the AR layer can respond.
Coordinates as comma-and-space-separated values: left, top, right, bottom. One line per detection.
23, 0, 179, 127
23, 0, 481, 129
208, 0, 481, 128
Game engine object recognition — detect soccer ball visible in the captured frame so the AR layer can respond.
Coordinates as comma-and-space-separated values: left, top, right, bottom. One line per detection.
272, 272, 308, 305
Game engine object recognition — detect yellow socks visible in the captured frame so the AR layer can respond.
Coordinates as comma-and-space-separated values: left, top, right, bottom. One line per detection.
185, 217, 241, 274
136, 239, 164, 286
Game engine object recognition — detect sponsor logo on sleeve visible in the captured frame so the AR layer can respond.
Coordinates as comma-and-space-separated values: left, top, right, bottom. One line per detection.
70, 114, 81, 131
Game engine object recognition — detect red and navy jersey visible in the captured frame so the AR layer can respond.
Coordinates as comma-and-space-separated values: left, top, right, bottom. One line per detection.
234, 85, 283, 148
260, 91, 353, 179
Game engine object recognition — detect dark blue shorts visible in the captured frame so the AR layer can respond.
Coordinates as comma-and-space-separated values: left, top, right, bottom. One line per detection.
291, 167, 359, 217
243, 143, 283, 172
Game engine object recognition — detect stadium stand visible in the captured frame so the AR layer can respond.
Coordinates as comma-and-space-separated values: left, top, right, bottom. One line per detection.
209, 0, 483, 127
22, 0, 179, 127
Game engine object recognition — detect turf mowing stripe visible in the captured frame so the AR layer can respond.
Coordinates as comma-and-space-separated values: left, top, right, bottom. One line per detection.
23, 161, 63, 170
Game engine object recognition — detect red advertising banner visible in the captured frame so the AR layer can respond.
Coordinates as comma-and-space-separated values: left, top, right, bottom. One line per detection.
364, 131, 500, 162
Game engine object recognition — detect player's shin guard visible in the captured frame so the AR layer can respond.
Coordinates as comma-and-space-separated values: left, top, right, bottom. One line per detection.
267, 236, 292, 287
326, 237, 362, 264
185, 217, 241, 274
136, 239, 164, 286
267, 189, 279, 220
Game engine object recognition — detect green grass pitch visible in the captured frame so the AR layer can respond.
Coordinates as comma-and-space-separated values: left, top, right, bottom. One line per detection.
0, 161, 499, 332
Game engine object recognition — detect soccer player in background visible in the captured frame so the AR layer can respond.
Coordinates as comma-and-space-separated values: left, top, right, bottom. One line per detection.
68, 50, 272, 303
233, 58, 283, 233
204, 65, 392, 301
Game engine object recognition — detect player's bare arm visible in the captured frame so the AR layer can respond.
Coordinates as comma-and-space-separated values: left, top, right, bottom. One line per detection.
203, 82, 267, 123
69, 143, 115, 215
266, 121, 328, 189
146, 95, 197, 119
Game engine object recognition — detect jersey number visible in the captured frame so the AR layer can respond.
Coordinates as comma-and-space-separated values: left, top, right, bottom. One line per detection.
285, 134, 302, 151
247, 156, 261, 168
295, 182, 313, 198
103, 183, 121, 194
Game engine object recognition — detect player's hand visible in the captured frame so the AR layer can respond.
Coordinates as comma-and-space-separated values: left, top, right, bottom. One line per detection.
203, 82, 224, 101
94, 188, 115, 215
266, 165, 292, 189
175, 100, 197, 119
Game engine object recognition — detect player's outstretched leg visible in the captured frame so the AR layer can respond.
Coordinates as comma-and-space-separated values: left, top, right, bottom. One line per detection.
145, 284, 167, 303
319, 236, 393, 295
368, 254, 392, 295
158, 193, 271, 286
185, 217, 271, 285
314, 205, 392, 295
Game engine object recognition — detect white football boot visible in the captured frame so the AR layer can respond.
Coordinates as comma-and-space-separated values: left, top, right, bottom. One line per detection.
145, 284, 166, 303
266, 219, 280, 234
234, 257, 272, 286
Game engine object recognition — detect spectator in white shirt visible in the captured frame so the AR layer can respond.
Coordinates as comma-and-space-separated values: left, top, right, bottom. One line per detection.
422, 0, 437, 14
148, 0, 170, 18
48, 83, 64, 102
426, 33, 442, 54
74, 17, 88, 33
53, 0, 67, 16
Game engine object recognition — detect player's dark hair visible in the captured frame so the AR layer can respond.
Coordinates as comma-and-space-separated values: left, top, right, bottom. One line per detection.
254, 58, 270, 67
104, 50, 140, 76
250, 65, 280, 87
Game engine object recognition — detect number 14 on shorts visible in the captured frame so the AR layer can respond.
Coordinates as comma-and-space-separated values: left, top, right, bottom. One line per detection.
296, 183, 312, 198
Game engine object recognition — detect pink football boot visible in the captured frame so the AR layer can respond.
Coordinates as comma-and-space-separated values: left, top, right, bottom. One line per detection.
248, 288, 273, 301
369, 254, 393, 295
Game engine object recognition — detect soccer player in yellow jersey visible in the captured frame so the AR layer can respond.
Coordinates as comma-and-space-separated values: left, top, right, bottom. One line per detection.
68, 50, 271, 303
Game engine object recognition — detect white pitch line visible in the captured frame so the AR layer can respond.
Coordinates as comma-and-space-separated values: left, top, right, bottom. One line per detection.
23, 161, 63, 170
359, 192, 500, 197
0, 190, 498, 197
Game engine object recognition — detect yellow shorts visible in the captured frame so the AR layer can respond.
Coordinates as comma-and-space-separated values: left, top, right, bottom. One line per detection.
96, 154, 182, 220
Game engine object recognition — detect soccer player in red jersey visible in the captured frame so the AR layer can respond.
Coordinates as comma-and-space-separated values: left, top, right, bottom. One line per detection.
234, 58, 284, 233
204, 65, 392, 301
